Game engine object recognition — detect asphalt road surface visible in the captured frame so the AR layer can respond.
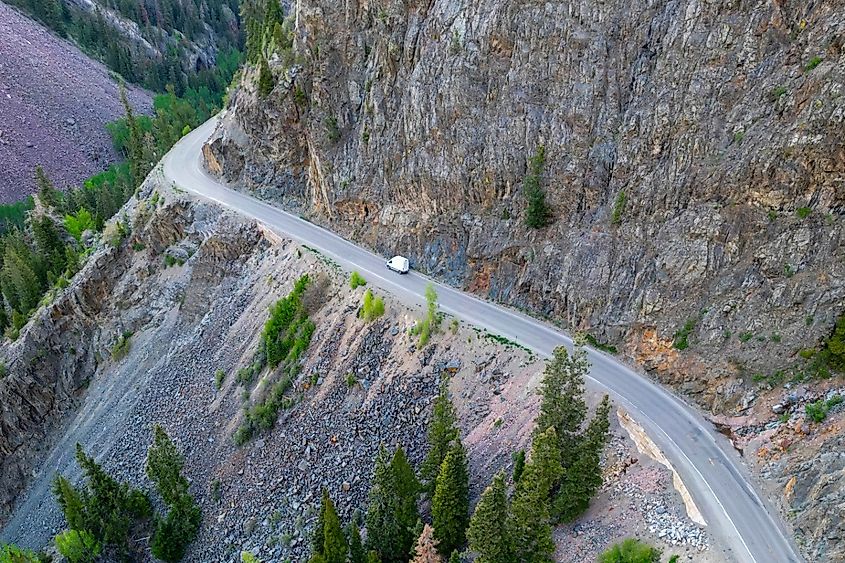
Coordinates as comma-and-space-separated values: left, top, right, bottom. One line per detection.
163, 117, 802, 563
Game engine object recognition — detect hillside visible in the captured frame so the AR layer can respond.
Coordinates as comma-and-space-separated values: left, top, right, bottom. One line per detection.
0, 1, 151, 201
0, 174, 718, 561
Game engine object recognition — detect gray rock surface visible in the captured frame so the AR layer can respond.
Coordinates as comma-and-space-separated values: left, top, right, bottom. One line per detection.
207, 0, 844, 416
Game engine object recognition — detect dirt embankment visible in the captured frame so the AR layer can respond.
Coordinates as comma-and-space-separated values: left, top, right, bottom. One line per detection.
0, 2, 151, 202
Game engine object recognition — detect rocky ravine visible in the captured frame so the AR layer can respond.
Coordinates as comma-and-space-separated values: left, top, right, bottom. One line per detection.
0, 1, 152, 201
0, 172, 717, 561
206, 0, 844, 416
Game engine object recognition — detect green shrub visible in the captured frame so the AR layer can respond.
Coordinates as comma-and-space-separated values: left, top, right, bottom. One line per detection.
767, 210, 778, 222
739, 331, 754, 343
796, 206, 812, 219
599, 538, 661, 563
804, 56, 823, 71
214, 369, 226, 390
111, 331, 132, 360
672, 318, 697, 350
55, 529, 101, 563
325, 116, 341, 143
349, 271, 367, 289
806, 395, 843, 423
411, 284, 440, 346
241, 552, 262, 563
768, 86, 788, 101
360, 289, 385, 322
611, 190, 626, 225
584, 333, 618, 354
64, 208, 95, 242
0, 544, 48, 563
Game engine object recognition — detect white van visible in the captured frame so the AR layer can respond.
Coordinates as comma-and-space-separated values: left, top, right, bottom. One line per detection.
386, 255, 410, 274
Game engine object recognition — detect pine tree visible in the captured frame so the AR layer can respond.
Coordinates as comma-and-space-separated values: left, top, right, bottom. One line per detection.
118, 82, 144, 188
349, 523, 366, 563
31, 215, 67, 279
52, 475, 86, 531
258, 56, 274, 97
431, 441, 469, 557
146, 425, 188, 506
365, 445, 402, 560
391, 446, 421, 558
534, 346, 588, 469
2, 244, 43, 313
511, 450, 526, 484
448, 552, 460, 563
523, 145, 551, 228
508, 428, 562, 563
312, 489, 329, 554
55, 529, 101, 563
410, 524, 441, 563
35, 166, 61, 210
322, 493, 348, 563
554, 395, 611, 522
421, 381, 459, 493
466, 471, 512, 563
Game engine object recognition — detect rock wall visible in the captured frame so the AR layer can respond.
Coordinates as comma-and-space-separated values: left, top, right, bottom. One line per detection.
207, 0, 845, 413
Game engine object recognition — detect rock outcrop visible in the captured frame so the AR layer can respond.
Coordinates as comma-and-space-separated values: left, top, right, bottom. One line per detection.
207, 0, 845, 413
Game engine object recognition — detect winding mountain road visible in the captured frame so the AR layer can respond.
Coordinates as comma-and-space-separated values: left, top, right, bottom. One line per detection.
164, 117, 802, 563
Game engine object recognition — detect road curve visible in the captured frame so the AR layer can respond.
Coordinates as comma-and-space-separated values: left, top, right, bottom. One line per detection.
165, 117, 802, 563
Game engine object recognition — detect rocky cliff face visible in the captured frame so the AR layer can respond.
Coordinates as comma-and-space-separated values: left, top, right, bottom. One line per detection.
207, 0, 844, 413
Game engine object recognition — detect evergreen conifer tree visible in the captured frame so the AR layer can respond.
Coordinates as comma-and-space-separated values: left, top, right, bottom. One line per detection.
312, 489, 329, 554
349, 523, 366, 563
421, 381, 458, 493
554, 395, 611, 522
508, 428, 562, 563
391, 446, 421, 558
258, 57, 274, 97
321, 493, 348, 563
410, 524, 441, 563
365, 445, 402, 560
431, 441, 469, 557
466, 471, 512, 563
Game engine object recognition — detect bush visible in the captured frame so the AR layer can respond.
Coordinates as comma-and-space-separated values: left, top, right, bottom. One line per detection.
796, 206, 812, 219
214, 369, 225, 390
804, 56, 823, 71
411, 284, 440, 346
611, 190, 626, 225
672, 319, 696, 350
111, 331, 132, 360
805, 395, 842, 423
599, 538, 661, 563
349, 271, 367, 289
360, 289, 385, 322
0, 544, 48, 563
55, 529, 101, 563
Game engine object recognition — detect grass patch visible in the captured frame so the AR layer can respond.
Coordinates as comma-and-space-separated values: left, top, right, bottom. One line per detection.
739, 331, 754, 343
796, 206, 812, 219
768, 86, 788, 101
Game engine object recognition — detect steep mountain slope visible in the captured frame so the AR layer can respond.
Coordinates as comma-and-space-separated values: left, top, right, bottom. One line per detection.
206, 0, 844, 416
0, 2, 151, 201
0, 175, 716, 562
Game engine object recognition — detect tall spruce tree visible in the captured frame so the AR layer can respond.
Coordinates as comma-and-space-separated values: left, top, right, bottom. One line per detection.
421, 381, 459, 493
321, 493, 348, 563
258, 56, 274, 97
508, 428, 562, 563
466, 471, 512, 563
554, 395, 611, 522
431, 441, 469, 557
35, 166, 61, 210
391, 447, 421, 558
534, 346, 588, 468
349, 523, 366, 563
312, 489, 329, 554
146, 425, 188, 506
118, 82, 144, 188
365, 445, 402, 560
